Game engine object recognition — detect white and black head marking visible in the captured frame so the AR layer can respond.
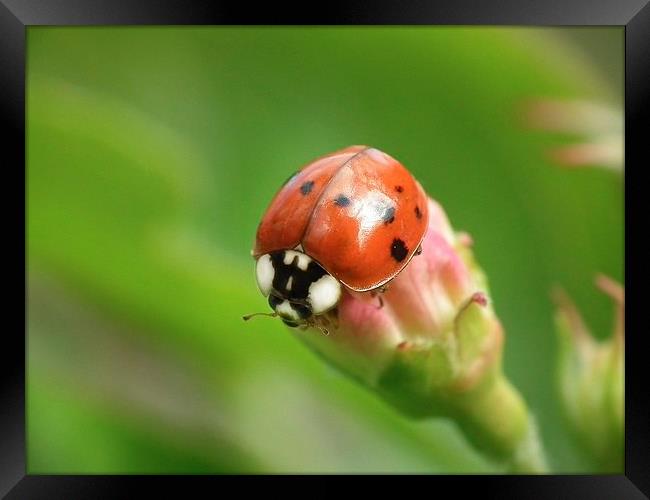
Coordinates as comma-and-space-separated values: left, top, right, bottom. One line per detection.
255, 249, 342, 327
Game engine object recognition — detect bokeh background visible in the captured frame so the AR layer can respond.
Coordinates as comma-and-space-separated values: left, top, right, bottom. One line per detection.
27, 27, 623, 473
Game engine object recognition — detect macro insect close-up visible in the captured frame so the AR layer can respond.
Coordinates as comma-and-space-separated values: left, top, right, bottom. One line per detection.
247, 146, 429, 332
25, 26, 624, 476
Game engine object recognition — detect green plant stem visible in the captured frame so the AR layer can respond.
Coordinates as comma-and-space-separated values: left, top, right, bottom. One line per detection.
450, 374, 549, 473
374, 346, 549, 472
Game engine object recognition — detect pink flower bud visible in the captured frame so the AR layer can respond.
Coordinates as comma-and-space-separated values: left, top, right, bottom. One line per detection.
524, 98, 623, 172
297, 197, 504, 404
292, 196, 544, 471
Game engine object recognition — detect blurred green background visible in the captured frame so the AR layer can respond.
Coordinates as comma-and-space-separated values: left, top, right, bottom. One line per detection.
27, 27, 623, 473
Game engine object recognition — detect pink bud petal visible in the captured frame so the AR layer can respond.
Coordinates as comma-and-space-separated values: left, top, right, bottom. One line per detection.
335, 198, 476, 342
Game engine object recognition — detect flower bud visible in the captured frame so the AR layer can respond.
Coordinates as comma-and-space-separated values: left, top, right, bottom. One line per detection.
553, 275, 624, 471
525, 99, 623, 172
294, 198, 545, 470
297, 199, 495, 387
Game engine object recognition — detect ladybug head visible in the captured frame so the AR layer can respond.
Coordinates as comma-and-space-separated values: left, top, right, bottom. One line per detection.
250, 249, 342, 328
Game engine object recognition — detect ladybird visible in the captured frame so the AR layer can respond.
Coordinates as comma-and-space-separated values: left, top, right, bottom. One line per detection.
248, 145, 429, 329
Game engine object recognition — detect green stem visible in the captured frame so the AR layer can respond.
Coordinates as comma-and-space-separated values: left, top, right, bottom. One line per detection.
450, 374, 549, 473
509, 416, 548, 473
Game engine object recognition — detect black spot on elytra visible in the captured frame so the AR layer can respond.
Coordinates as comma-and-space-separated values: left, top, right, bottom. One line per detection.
395, 185, 404, 193
415, 206, 422, 219
300, 180, 315, 195
334, 194, 350, 207
383, 206, 395, 224
390, 238, 409, 262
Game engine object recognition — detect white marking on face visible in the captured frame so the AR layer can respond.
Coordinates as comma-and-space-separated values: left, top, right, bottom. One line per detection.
308, 274, 342, 314
283, 250, 311, 271
275, 300, 300, 321
286, 276, 293, 291
255, 254, 274, 297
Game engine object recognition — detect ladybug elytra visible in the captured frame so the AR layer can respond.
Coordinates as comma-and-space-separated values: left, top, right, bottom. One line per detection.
248, 145, 429, 330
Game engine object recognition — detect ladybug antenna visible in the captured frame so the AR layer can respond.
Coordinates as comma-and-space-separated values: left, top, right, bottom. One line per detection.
242, 311, 278, 321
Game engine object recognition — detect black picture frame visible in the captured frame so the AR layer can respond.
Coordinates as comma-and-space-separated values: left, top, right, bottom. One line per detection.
4, 0, 647, 497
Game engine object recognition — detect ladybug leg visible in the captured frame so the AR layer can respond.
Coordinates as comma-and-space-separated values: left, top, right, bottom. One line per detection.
371, 285, 389, 309
415, 245, 423, 256
309, 313, 335, 336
